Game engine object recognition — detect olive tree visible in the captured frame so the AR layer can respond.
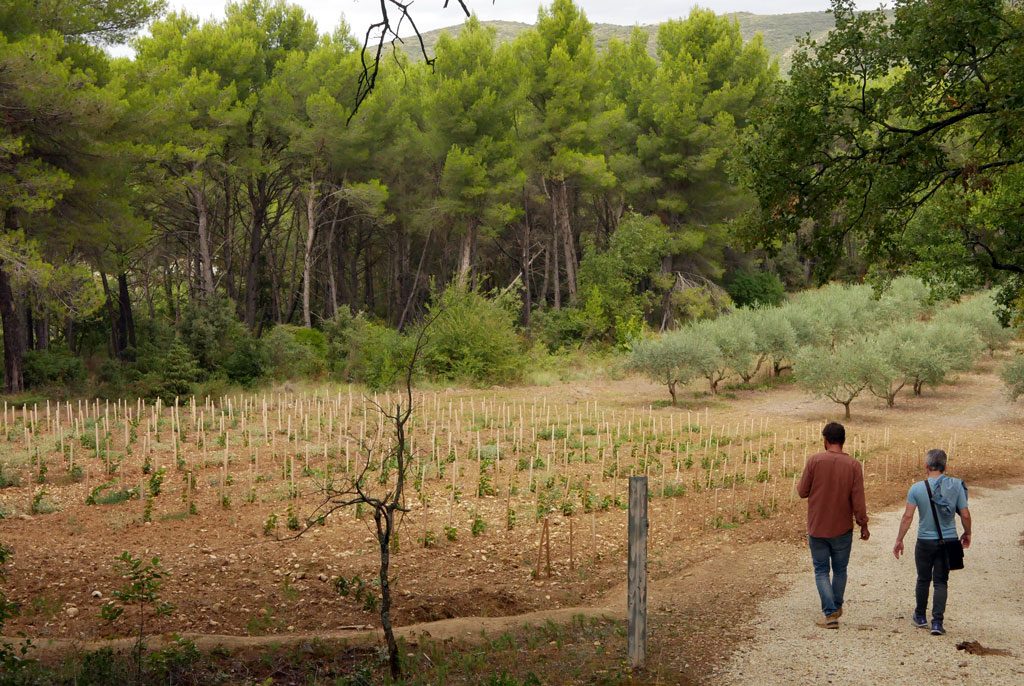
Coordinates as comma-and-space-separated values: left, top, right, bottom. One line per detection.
925, 320, 984, 375
863, 330, 909, 407
750, 306, 798, 376
878, 276, 931, 322
628, 329, 719, 405
795, 341, 883, 418
937, 293, 1015, 356
694, 315, 756, 391
1001, 355, 1024, 402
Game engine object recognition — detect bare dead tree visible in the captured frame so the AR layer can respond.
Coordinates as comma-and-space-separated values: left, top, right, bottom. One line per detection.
351, 1, 474, 120
280, 318, 434, 680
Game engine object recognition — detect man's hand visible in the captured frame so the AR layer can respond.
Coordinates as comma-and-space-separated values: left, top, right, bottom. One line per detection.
961, 532, 971, 549
860, 525, 870, 541
893, 540, 904, 559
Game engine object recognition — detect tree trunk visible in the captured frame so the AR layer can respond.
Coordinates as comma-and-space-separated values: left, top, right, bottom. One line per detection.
521, 190, 533, 326
843, 401, 851, 419
25, 305, 34, 351
398, 230, 431, 331
454, 223, 477, 289
100, 270, 121, 359
326, 225, 339, 318
554, 180, 578, 302
117, 272, 137, 358
191, 181, 215, 298
244, 177, 269, 330
163, 263, 177, 323
668, 381, 677, 406
363, 250, 374, 312
302, 177, 318, 328
539, 242, 550, 310
0, 264, 25, 392
376, 510, 401, 680
551, 229, 561, 310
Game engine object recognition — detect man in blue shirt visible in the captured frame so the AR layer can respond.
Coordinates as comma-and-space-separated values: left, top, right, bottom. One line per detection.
893, 449, 972, 636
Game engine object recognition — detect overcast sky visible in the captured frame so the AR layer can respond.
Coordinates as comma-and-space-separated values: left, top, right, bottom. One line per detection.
165, 1, 867, 37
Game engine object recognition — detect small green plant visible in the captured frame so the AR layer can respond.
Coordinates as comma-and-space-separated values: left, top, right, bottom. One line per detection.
31, 487, 56, 515
245, 607, 278, 636
86, 482, 138, 507
148, 468, 166, 497
506, 506, 517, 531
0, 464, 21, 490
100, 552, 174, 683
471, 513, 486, 537
263, 512, 278, 536
477, 472, 497, 497
286, 505, 300, 531
420, 530, 436, 548
444, 525, 458, 542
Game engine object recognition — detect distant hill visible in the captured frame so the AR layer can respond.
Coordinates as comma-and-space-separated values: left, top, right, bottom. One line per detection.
400, 11, 838, 73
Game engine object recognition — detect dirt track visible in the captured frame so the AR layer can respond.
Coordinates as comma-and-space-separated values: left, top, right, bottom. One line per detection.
716, 483, 1024, 685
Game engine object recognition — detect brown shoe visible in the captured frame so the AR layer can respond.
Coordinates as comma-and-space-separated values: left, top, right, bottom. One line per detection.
816, 615, 840, 629
830, 608, 843, 619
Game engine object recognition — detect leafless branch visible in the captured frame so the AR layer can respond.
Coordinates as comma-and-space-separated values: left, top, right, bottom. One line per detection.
350, 0, 472, 122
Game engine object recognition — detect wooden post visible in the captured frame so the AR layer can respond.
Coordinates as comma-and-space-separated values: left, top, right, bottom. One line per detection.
628, 475, 648, 671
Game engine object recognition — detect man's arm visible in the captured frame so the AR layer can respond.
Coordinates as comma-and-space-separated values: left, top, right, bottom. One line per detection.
893, 503, 917, 558
797, 458, 813, 499
853, 462, 869, 539
959, 507, 972, 549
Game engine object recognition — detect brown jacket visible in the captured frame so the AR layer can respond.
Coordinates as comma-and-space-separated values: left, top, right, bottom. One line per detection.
797, 450, 868, 538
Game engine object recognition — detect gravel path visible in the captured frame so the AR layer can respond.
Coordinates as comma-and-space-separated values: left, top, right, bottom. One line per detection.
716, 484, 1024, 685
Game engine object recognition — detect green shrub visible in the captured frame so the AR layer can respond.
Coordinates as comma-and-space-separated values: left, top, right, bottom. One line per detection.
23, 349, 86, 389
574, 213, 670, 345
262, 325, 327, 380
325, 311, 415, 390
1001, 355, 1024, 402
725, 268, 785, 308
421, 285, 524, 385
178, 294, 248, 372
223, 335, 265, 386
140, 341, 199, 403
529, 307, 584, 352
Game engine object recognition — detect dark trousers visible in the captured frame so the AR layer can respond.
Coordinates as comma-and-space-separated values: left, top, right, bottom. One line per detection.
915, 539, 949, 621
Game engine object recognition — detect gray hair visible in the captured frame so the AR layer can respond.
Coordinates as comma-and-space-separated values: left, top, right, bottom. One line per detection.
925, 449, 947, 472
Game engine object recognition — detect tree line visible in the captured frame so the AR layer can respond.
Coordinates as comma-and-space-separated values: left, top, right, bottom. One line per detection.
630, 279, 1020, 414
3, 0, 1022, 397
0, 0, 781, 394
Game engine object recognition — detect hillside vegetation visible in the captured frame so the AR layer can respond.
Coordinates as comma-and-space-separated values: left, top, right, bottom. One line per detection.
402, 11, 839, 72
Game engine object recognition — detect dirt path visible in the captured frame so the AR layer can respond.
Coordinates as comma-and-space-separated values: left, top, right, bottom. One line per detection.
715, 483, 1024, 686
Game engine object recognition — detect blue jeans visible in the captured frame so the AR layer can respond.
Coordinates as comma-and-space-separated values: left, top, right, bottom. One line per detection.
808, 530, 853, 616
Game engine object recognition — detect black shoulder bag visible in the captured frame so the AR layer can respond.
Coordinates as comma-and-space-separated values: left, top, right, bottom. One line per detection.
924, 479, 965, 571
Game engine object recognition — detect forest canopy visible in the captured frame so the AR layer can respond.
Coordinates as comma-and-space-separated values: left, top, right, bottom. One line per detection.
0, 0, 1019, 398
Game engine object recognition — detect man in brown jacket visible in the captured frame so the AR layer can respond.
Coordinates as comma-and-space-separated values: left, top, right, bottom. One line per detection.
797, 422, 869, 628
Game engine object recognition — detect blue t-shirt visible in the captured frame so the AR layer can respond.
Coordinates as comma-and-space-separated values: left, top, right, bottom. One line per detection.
907, 476, 968, 540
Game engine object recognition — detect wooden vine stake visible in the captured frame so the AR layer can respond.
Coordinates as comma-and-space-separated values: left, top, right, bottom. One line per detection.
627, 475, 648, 671
534, 517, 552, 579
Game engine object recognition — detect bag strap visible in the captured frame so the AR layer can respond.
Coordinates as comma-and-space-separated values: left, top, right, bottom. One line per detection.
924, 479, 945, 545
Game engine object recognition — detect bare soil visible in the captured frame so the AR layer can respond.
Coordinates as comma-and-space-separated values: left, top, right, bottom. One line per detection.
1, 352, 1021, 683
